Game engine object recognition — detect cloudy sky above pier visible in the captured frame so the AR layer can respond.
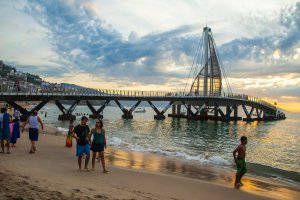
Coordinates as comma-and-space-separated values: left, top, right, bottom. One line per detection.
0, 0, 300, 112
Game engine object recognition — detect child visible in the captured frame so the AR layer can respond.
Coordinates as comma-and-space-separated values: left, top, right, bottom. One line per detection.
233, 136, 248, 186
66, 124, 74, 148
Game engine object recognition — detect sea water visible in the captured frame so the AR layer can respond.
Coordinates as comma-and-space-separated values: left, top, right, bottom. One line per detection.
40, 103, 300, 185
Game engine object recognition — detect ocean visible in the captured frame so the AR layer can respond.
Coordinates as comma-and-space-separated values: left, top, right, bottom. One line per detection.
39, 103, 300, 186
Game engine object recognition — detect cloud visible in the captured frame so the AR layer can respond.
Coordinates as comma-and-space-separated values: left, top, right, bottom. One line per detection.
23, 0, 199, 85
18, 0, 300, 98
218, 2, 300, 77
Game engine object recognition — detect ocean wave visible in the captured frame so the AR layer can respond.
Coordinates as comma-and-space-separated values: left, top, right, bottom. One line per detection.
56, 127, 68, 135
247, 162, 300, 185
108, 137, 128, 146
108, 138, 231, 166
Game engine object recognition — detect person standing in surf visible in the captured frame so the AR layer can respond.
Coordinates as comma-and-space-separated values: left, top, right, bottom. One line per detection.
233, 136, 248, 186
72, 116, 90, 171
88, 119, 108, 173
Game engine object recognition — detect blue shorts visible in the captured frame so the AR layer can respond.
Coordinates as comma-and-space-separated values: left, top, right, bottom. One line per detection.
29, 128, 39, 141
76, 144, 90, 157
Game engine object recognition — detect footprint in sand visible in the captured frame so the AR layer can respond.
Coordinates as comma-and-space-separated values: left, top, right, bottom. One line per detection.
94, 194, 108, 199
72, 188, 81, 192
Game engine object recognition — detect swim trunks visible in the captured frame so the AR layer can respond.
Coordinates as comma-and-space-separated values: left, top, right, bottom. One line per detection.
29, 128, 39, 141
76, 144, 90, 157
236, 158, 247, 174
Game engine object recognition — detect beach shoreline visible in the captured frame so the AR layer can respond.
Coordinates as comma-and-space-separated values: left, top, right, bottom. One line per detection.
0, 126, 299, 200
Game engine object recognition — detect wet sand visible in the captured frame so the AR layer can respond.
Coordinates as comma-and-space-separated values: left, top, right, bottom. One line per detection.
0, 128, 299, 200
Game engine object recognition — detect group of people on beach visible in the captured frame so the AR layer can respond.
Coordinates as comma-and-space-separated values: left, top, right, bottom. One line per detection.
0, 107, 22, 153
0, 106, 108, 172
1, 107, 249, 185
69, 116, 108, 173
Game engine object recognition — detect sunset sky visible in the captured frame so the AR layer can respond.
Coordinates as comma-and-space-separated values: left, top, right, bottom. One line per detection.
0, 0, 299, 112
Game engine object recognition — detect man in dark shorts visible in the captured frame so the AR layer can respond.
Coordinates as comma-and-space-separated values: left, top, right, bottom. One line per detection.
72, 116, 90, 171
22, 110, 44, 153
233, 136, 248, 186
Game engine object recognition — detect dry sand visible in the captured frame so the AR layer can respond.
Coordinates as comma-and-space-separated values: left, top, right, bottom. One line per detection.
0, 128, 299, 200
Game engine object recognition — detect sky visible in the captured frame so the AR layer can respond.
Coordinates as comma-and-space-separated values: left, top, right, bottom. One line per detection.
0, 0, 299, 112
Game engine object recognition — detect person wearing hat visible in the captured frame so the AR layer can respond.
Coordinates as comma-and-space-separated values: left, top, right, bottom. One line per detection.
22, 110, 44, 153
72, 116, 91, 171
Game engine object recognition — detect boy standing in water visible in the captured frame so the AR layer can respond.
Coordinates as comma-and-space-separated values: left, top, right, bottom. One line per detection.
233, 136, 248, 186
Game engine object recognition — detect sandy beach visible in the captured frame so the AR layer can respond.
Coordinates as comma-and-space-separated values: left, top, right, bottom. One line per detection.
0, 127, 299, 200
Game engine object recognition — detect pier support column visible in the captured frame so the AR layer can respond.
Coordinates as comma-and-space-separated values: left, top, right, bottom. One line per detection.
187, 105, 192, 117
226, 106, 231, 121
168, 103, 185, 118
181, 102, 197, 119
256, 108, 264, 121
86, 100, 110, 119
7, 100, 49, 121
55, 100, 79, 121
242, 105, 255, 122
197, 102, 208, 120
148, 101, 174, 120
234, 105, 238, 119
231, 105, 241, 121
225, 105, 240, 121
172, 104, 176, 115
214, 105, 218, 119
213, 103, 226, 121
115, 100, 141, 119
177, 104, 181, 115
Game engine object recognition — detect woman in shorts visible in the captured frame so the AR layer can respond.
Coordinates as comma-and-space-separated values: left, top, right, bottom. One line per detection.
89, 119, 108, 173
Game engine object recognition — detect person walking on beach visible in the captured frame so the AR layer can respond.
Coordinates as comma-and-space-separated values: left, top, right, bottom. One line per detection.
88, 119, 108, 173
0, 107, 11, 154
72, 116, 90, 171
233, 136, 248, 186
22, 110, 44, 153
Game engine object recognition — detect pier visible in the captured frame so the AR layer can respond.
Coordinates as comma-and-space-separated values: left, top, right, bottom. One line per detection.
0, 27, 286, 122
0, 82, 285, 122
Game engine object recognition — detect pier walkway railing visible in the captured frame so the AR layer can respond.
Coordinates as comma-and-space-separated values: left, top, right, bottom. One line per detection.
0, 81, 277, 110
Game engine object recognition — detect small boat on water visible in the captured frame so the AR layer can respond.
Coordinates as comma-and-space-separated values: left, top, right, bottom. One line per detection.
134, 107, 146, 113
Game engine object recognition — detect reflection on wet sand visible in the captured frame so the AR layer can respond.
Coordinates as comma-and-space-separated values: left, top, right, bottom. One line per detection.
106, 147, 300, 200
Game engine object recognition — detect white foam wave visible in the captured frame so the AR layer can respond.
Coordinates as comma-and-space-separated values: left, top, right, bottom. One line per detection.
56, 127, 68, 135
108, 137, 128, 146
107, 137, 230, 166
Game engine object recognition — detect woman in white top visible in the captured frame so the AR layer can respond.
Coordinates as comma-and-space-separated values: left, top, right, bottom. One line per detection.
22, 110, 44, 153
